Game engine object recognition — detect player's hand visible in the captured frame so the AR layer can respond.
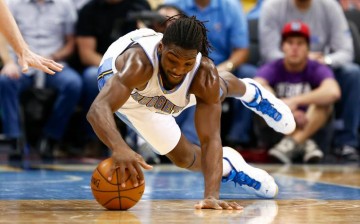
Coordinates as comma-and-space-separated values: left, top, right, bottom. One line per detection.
194, 197, 243, 210
108, 149, 153, 188
17, 48, 63, 75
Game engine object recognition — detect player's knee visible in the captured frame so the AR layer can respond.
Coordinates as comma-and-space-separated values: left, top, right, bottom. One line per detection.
167, 149, 197, 169
171, 156, 194, 168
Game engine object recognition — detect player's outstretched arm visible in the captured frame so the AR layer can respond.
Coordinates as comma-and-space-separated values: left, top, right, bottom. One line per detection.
87, 50, 153, 187
0, 0, 63, 74
191, 61, 242, 210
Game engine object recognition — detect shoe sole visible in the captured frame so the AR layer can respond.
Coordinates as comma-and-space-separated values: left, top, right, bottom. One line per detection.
303, 151, 323, 164
243, 78, 296, 135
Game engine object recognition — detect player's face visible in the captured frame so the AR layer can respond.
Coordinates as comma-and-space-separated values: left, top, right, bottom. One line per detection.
282, 36, 309, 66
158, 43, 197, 88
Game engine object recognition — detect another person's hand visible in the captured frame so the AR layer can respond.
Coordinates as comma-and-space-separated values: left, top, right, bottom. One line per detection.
17, 48, 63, 75
216, 61, 234, 73
281, 97, 299, 112
216, 64, 228, 73
308, 52, 323, 61
1, 61, 20, 79
107, 149, 153, 188
194, 196, 243, 210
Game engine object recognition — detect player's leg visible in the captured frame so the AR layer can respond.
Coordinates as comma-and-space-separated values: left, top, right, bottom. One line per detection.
167, 136, 278, 198
219, 71, 296, 135
119, 108, 278, 198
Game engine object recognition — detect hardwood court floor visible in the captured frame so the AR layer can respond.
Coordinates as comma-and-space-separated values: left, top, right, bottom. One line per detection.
0, 163, 359, 224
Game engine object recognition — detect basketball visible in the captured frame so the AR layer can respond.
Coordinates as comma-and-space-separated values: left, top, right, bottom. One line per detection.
91, 158, 145, 210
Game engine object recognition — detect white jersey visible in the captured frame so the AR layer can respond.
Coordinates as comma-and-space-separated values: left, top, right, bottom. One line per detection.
100, 28, 202, 117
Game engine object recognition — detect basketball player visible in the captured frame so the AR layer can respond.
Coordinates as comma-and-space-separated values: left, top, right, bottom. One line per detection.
0, 0, 63, 74
88, 16, 296, 210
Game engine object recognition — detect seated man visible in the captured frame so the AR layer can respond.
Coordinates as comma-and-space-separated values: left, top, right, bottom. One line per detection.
260, 0, 360, 163
0, 0, 82, 159
254, 22, 341, 164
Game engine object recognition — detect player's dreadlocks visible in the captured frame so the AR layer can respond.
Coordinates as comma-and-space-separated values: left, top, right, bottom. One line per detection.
162, 15, 212, 57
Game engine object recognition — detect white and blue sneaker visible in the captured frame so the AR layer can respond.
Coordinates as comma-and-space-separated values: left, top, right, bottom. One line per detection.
222, 147, 278, 199
242, 78, 296, 135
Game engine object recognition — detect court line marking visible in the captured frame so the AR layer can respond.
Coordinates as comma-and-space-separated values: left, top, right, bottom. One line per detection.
3, 175, 83, 184
273, 173, 360, 190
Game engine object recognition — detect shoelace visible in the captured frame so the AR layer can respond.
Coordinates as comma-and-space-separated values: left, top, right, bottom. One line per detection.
233, 171, 261, 190
245, 84, 282, 121
254, 98, 282, 121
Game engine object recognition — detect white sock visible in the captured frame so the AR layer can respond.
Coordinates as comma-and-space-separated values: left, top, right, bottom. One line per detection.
236, 78, 257, 103
222, 158, 233, 177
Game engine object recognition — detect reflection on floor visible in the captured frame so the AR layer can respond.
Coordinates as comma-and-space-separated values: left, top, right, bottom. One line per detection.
0, 163, 359, 223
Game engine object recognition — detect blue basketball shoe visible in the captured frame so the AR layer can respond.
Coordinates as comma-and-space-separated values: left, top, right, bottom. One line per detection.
222, 147, 278, 199
241, 78, 295, 135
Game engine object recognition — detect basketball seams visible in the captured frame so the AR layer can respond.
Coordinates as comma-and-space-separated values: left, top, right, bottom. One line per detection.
102, 197, 138, 207
96, 168, 117, 185
91, 158, 145, 210
95, 168, 132, 185
116, 168, 121, 210
91, 183, 145, 192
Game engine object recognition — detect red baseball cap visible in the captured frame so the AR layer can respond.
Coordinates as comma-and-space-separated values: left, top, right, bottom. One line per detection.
282, 21, 310, 43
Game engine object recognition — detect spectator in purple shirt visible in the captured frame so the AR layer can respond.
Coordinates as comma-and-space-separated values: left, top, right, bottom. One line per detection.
254, 21, 341, 164
260, 0, 360, 163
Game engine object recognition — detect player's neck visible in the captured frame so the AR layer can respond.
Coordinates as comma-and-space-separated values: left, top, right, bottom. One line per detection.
195, 0, 210, 9
159, 65, 175, 90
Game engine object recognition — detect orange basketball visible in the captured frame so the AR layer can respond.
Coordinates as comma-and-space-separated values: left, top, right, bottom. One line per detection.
91, 158, 145, 210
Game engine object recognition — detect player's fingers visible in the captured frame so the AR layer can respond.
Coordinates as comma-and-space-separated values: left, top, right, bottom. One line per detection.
118, 165, 127, 188
139, 160, 153, 170
228, 202, 243, 210
134, 163, 145, 185
128, 163, 140, 187
194, 201, 204, 209
218, 201, 233, 210
195, 200, 222, 210
106, 165, 116, 182
136, 154, 153, 170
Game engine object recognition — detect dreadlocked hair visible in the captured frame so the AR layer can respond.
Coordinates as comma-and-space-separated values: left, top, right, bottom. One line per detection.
162, 14, 212, 57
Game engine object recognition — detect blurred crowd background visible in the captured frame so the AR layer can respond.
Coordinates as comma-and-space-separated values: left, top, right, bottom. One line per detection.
0, 0, 359, 165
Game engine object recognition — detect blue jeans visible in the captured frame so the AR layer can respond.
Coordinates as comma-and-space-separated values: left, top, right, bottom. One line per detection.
226, 63, 258, 144
82, 66, 100, 139
0, 66, 82, 140
333, 63, 360, 148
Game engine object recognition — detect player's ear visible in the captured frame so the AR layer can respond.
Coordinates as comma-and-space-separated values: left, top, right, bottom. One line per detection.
158, 41, 163, 52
